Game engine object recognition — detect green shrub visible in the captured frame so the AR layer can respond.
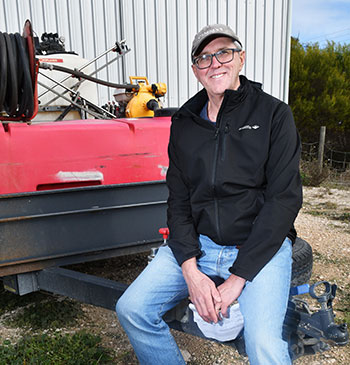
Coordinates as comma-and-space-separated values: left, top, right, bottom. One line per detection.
4, 298, 83, 330
0, 331, 113, 364
1, 283, 83, 331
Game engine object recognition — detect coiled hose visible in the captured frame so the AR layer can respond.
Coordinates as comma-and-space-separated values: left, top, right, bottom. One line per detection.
0, 30, 35, 119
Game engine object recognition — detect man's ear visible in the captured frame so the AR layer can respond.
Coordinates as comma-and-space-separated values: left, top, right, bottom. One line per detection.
239, 51, 246, 71
191, 64, 199, 80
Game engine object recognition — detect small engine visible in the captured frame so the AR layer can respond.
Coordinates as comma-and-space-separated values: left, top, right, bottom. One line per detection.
124, 76, 166, 118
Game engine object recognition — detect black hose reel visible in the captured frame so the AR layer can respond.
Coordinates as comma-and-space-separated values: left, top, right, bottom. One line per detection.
0, 20, 37, 122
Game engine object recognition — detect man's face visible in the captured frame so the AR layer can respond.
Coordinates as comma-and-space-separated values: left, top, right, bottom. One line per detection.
192, 37, 245, 99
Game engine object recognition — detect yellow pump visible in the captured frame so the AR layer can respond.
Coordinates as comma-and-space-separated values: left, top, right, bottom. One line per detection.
125, 77, 167, 118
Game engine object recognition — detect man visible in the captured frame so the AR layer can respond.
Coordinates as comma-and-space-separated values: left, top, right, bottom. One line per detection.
117, 24, 302, 364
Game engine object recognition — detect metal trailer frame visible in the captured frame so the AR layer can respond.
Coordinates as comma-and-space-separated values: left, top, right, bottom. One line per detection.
0, 181, 168, 277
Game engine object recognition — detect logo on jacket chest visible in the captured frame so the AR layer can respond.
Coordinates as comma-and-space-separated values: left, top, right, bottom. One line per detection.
238, 124, 260, 131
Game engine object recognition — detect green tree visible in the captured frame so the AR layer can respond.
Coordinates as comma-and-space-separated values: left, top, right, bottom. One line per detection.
289, 38, 350, 151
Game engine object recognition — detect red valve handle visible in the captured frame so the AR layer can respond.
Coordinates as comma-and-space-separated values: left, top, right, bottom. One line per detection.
159, 227, 169, 240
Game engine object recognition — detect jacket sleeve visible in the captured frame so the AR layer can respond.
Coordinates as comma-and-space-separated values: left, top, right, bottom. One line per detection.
166, 121, 201, 266
229, 104, 303, 281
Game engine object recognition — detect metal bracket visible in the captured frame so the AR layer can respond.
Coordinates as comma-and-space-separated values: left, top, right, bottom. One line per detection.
3, 267, 128, 311
3, 272, 39, 295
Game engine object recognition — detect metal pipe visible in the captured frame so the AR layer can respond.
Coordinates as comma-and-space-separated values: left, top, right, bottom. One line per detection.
38, 40, 127, 99
38, 75, 113, 119
39, 60, 137, 90
40, 47, 131, 107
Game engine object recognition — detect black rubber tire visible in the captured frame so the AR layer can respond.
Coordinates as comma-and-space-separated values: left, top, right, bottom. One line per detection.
291, 237, 313, 287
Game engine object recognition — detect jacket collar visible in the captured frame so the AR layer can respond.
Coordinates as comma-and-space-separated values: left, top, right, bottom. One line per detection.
174, 76, 261, 124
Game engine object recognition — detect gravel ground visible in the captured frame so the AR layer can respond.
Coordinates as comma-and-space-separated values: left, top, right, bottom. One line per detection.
1, 186, 349, 364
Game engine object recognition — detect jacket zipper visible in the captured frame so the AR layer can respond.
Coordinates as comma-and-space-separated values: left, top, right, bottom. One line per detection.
221, 123, 230, 161
212, 132, 221, 242
211, 99, 228, 243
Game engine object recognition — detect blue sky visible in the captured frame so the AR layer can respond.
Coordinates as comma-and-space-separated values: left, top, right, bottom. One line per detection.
292, 0, 350, 47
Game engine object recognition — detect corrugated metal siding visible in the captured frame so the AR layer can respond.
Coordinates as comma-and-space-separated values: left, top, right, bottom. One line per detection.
1, 0, 292, 106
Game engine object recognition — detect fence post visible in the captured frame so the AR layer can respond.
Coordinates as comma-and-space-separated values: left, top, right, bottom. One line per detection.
318, 126, 326, 173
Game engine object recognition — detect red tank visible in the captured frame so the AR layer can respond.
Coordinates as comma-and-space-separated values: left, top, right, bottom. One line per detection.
0, 25, 172, 195
0, 116, 171, 195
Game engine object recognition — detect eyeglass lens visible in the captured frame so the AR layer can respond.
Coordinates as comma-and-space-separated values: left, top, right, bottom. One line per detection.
195, 49, 236, 69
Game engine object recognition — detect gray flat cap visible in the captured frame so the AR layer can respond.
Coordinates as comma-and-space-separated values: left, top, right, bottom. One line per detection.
191, 24, 242, 61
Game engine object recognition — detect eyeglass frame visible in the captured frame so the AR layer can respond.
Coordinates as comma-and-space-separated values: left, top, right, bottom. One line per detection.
192, 48, 242, 70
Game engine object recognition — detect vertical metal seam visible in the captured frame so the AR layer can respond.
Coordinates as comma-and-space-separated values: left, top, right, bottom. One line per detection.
143, 0, 149, 78
164, 0, 170, 105
114, 0, 120, 82
118, 0, 126, 82
226, 0, 228, 26
186, 0, 190, 100
279, 0, 285, 99
216, 0, 219, 23
284, 0, 292, 102
245, 0, 248, 76
90, 0, 100, 101
207, 0, 209, 24
271, 0, 275, 96
42, 0, 46, 31
132, 0, 137, 75
79, 0, 85, 58
102, 0, 110, 100
236, 0, 238, 34
262, 0, 266, 88
15, 0, 21, 32
29, 0, 34, 30
54, 0, 60, 36
2, 1, 7, 34
176, 0, 180, 105
254, 0, 257, 81
66, 0, 72, 50
196, 0, 200, 91
154, 0, 159, 82
91, 0, 97, 59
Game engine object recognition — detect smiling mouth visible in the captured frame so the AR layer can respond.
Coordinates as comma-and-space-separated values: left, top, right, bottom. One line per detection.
211, 73, 225, 79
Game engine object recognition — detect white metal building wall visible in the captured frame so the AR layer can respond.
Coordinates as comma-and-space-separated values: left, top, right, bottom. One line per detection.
0, 0, 292, 106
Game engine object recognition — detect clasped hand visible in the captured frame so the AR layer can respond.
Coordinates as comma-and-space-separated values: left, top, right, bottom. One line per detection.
181, 258, 246, 323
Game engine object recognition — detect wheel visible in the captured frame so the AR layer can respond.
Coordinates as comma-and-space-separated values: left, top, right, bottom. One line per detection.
291, 237, 313, 287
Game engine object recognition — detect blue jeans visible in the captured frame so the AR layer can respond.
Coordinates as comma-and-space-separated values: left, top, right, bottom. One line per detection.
116, 236, 292, 365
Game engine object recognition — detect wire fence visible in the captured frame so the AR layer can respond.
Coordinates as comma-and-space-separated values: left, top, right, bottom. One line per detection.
301, 141, 350, 186
301, 142, 319, 161
324, 145, 350, 171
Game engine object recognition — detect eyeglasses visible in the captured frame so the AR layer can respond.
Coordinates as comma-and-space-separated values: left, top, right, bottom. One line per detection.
193, 48, 241, 69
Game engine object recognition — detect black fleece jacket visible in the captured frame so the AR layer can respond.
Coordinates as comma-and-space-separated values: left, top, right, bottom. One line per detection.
166, 76, 303, 281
